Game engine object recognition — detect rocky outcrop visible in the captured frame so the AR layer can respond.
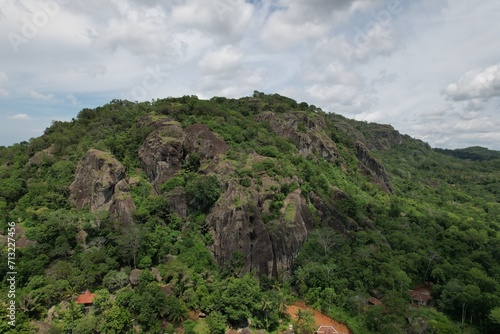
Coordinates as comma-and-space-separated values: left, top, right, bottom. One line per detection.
256, 112, 339, 162
308, 191, 359, 232
129, 269, 142, 286
69, 149, 136, 226
355, 141, 393, 192
364, 125, 404, 151
139, 119, 186, 191
184, 124, 229, 164
166, 186, 187, 218
208, 182, 311, 277
138, 115, 228, 191
28, 145, 55, 166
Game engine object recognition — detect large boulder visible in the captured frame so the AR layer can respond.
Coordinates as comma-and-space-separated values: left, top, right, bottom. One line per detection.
69, 149, 136, 226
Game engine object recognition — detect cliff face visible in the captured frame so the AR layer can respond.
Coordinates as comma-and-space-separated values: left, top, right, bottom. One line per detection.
69, 149, 136, 226
355, 141, 393, 193
138, 118, 186, 191
208, 181, 311, 277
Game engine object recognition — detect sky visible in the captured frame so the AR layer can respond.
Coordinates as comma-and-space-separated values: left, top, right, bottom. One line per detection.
1, 0, 499, 150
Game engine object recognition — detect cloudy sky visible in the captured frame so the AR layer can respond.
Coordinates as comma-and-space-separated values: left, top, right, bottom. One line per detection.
1, 0, 499, 149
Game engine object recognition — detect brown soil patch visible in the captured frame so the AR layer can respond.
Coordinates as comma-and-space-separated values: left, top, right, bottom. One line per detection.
286, 301, 351, 334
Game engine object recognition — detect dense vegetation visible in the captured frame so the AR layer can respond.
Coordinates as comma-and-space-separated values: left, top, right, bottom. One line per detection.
0, 92, 499, 333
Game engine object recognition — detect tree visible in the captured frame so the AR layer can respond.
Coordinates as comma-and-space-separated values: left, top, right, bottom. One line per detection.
206, 311, 227, 334
294, 309, 316, 334
98, 305, 132, 334
166, 295, 188, 323
185, 175, 221, 214
312, 228, 345, 257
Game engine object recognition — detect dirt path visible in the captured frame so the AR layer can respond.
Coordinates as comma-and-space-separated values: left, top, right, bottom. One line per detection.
286, 301, 351, 334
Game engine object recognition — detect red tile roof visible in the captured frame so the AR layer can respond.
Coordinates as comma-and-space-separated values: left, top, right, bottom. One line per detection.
76, 290, 95, 304
406, 290, 432, 303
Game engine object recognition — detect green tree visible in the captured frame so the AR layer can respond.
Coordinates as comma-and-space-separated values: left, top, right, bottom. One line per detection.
206, 311, 227, 334
294, 309, 316, 334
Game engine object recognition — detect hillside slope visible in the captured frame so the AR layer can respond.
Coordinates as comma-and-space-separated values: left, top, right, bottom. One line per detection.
0, 93, 499, 333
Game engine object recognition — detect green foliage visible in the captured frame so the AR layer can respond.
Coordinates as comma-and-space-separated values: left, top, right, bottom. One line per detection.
294, 309, 316, 334
206, 311, 227, 334
185, 174, 221, 214
1, 93, 499, 333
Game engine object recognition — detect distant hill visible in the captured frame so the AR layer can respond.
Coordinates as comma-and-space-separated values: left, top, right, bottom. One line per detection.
435, 146, 500, 161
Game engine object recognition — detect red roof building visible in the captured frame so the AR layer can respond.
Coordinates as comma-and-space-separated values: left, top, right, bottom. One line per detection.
406, 289, 432, 306
75, 290, 95, 306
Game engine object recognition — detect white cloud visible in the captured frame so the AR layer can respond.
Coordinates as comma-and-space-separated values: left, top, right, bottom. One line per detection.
198, 45, 243, 75
260, 0, 354, 51
67, 94, 79, 105
30, 91, 54, 101
442, 64, 500, 104
8, 113, 32, 120
171, 0, 253, 41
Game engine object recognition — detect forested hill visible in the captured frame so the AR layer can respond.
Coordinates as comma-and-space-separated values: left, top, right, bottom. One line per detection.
1, 92, 499, 333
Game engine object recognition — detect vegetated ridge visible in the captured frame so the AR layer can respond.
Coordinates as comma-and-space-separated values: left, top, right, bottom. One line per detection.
0, 92, 499, 333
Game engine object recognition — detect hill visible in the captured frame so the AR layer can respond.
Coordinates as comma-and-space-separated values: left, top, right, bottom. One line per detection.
0, 92, 499, 333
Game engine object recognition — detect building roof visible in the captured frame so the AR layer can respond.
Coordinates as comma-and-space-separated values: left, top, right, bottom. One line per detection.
317, 326, 339, 334
406, 289, 432, 303
76, 290, 95, 304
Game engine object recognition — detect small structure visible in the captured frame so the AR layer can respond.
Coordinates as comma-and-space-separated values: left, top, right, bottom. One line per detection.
407, 289, 432, 306
75, 290, 95, 307
317, 326, 339, 334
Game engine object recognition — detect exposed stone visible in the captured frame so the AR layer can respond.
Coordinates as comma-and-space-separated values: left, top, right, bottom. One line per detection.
109, 179, 136, 227
355, 141, 393, 193
365, 125, 404, 151
69, 149, 136, 226
184, 123, 229, 168
256, 112, 339, 162
151, 267, 162, 282
129, 269, 142, 286
138, 115, 228, 191
208, 181, 311, 277
308, 192, 359, 232
139, 121, 186, 191
28, 146, 55, 166
166, 186, 187, 218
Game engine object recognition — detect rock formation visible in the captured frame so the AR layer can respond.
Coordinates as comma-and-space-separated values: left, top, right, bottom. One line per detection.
69, 149, 136, 226
256, 112, 339, 161
208, 180, 312, 277
138, 115, 228, 192
355, 141, 393, 192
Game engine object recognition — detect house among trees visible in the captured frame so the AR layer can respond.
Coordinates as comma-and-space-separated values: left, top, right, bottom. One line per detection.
75, 290, 95, 307
406, 288, 432, 306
